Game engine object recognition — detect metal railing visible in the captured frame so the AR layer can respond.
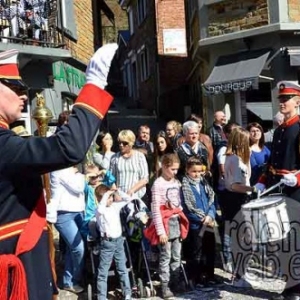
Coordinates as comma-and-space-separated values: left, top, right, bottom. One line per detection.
0, 0, 65, 48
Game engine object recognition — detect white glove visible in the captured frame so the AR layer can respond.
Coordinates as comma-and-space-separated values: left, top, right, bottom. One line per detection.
254, 183, 266, 193
280, 173, 298, 187
86, 43, 118, 89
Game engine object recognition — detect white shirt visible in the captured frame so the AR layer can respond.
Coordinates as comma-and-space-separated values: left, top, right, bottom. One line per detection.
224, 154, 251, 192
47, 167, 85, 220
95, 191, 133, 238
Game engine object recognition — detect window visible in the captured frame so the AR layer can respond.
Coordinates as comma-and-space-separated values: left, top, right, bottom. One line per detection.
128, 7, 134, 35
139, 47, 149, 81
57, 0, 78, 41
137, 0, 147, 25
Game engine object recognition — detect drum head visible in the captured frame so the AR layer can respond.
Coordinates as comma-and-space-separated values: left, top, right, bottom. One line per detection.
242, 195, 284, 210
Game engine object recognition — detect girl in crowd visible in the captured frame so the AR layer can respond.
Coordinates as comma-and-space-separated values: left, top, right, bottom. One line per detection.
165, 120, 183, 151
93, 131, 115, 170
148, 153, 188, 298
153, 130, 173, 178
181, 157, 216, 287
246, 122, 271, 185
223, 127, 256, 287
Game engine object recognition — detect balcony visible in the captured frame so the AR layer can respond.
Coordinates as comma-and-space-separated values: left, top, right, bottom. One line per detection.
0, 0, 64, 48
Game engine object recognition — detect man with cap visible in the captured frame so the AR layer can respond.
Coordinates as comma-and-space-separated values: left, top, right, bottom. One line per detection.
0, 45, 118, 300
255, 81, 300, 300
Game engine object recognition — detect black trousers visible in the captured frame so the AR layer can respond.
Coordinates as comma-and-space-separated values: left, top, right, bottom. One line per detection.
185, 227, 215, 284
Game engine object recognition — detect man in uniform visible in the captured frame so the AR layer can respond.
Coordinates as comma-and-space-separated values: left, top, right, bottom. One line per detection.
255, 81, 300, 300
0, 44, 118, 300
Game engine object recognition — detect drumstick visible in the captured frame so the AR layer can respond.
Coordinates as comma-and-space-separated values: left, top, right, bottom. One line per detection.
259, 169, 300, 197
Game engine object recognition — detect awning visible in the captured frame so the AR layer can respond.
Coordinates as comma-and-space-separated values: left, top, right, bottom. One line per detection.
246, 102, 273, 120
203, 49, 271, 95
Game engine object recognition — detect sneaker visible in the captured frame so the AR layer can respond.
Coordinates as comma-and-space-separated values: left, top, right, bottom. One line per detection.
63, 285, 84, 294
223, 262, 233, 274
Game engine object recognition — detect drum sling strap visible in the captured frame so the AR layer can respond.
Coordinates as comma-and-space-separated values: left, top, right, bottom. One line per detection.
0, 194, 47, 300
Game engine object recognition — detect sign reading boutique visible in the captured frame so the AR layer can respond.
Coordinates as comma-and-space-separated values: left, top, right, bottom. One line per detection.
204, 78, 257, 95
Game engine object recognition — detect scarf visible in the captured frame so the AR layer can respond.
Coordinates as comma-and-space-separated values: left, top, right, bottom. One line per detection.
182, 175, 215, 219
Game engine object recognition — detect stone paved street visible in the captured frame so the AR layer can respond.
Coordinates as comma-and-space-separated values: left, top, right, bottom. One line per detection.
57, 267, 285, 300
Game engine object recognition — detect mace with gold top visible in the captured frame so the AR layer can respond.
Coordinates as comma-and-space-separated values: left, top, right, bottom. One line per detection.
31, 93, 58, 300
31, 93, 53, 202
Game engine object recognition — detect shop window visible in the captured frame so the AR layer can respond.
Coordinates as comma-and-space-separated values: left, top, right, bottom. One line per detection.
61, 92, 77, 112
245, 82, 271, 102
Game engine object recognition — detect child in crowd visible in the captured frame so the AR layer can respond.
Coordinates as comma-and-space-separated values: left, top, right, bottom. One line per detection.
95, 185, 132, 300
147, 153, 189, 299
181, 157, 216, 287
81, 164, 116, 239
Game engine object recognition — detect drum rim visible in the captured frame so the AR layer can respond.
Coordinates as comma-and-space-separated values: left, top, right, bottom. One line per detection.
242, 196, 286, 210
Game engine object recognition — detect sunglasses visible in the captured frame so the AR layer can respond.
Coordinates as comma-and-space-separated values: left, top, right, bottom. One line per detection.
0, 81, 28, 96
118, 141, 129, 146
90, 175, 100, 180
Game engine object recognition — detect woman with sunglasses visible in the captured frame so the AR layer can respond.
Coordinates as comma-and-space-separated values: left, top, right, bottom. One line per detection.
153, 131, 173, 178
109, 129, 149, 200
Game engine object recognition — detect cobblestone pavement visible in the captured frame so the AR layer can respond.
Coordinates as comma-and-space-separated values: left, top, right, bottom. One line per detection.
57, 267, 285, 300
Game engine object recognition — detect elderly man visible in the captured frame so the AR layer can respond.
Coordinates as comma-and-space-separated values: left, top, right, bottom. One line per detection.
208, 110, 227, 150
176, 120, 209, 180
0, 45, 117, 300
264, 111, 284, 149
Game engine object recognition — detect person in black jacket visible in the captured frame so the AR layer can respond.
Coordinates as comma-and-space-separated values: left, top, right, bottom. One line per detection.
0, 44, 117, 300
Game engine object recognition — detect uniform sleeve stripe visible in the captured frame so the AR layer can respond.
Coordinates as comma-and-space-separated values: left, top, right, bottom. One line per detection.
74, 84, 113, 119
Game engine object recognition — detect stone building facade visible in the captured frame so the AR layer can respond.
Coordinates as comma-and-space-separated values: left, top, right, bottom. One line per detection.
185, 0, 300, 130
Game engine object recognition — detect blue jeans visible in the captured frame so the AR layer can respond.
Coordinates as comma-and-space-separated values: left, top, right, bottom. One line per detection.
97, 236, 131, 300
55, 211, 85, 288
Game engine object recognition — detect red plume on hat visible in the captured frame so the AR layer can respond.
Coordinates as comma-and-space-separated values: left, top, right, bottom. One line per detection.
0, 49, 27, 87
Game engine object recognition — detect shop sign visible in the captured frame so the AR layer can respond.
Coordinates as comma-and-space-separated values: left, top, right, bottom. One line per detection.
204, 79, 255, 95
52, 62, 86, 89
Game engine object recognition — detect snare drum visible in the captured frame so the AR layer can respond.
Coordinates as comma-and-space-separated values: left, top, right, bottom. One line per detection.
241, 195, 290, 244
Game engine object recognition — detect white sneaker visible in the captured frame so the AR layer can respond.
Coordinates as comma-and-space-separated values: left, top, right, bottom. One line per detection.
63, 285, 84, 294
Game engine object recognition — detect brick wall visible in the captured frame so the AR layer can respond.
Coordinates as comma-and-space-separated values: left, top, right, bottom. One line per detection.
156, 0, 187, 56
208, 0, 269, 37
288, 0, 300, 22
66, 0, 94, 65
